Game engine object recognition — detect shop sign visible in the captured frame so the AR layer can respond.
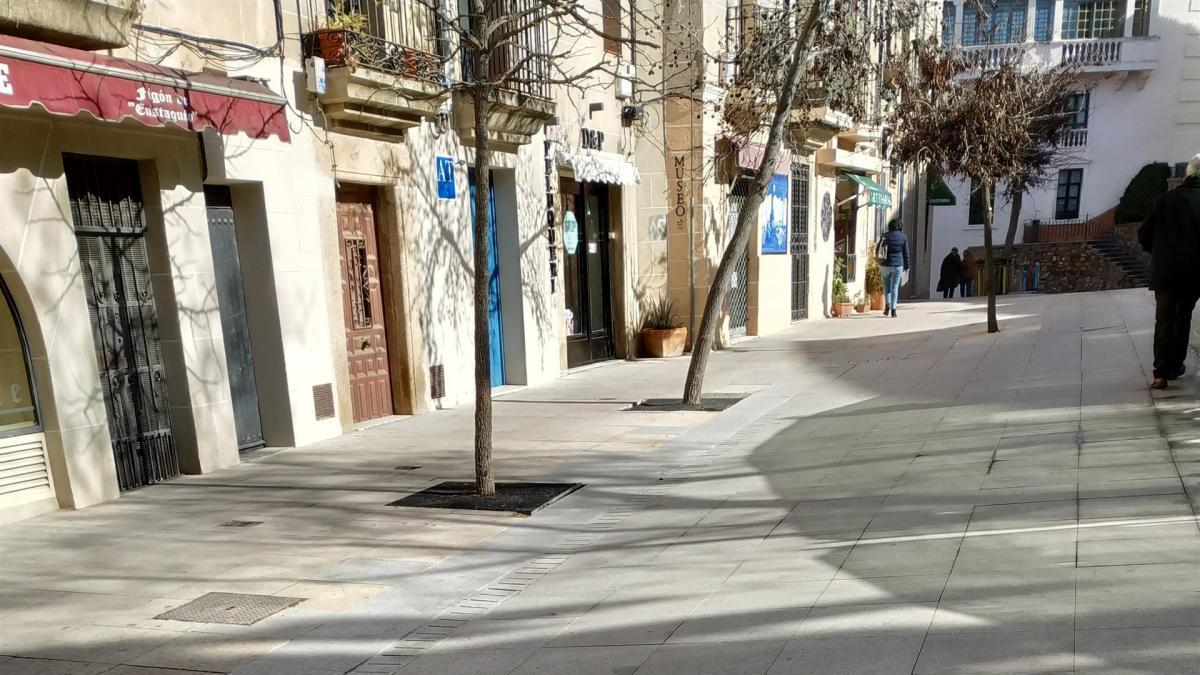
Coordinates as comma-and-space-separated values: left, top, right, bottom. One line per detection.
563, 211, 580, 254
436, 156, 456, 199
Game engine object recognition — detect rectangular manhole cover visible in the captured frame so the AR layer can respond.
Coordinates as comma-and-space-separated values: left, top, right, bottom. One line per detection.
389, 481, 583, 515
627, 393, 749, 412
156, 592, 303, 625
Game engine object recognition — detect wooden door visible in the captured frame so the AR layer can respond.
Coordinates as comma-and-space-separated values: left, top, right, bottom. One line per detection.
337, 187, 393, 423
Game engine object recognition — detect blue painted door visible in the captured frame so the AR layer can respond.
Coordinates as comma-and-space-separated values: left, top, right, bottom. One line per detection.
469, 169, 505, 387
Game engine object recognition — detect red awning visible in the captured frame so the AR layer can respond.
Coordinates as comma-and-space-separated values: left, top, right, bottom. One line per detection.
0, 35, 290, 141
734, 140, 790, 175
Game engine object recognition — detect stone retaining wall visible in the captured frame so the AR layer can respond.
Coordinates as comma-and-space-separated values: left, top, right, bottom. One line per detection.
1008, 242, 1137, 294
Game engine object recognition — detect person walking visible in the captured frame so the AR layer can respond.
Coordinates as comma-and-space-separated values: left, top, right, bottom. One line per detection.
1138, 153, 1200, 390
938, 247, 961, 299
960, 249, 977, 298
879, 219, 910, 317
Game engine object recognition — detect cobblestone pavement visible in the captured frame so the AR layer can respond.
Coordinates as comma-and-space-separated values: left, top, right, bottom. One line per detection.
2, 289, 1198, 674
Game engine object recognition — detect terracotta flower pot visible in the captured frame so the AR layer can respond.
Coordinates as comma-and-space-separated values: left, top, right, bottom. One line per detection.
855, 303, 867, 313
833, 302, 853, 317
312, 28, 350, 67
642, 327, 688, 358
870, 291, 885, 310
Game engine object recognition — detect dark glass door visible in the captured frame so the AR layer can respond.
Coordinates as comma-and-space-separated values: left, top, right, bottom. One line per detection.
564, 182, 614, 367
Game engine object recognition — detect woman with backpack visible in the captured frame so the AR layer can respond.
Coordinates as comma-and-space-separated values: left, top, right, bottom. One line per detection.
878, 219, 910, 317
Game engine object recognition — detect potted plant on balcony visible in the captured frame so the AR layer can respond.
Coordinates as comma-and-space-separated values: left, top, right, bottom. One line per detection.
853, 291, 868, 314
641, 297, 688, 358
865, 247, 885, 310
311, 8, 369, 68
832, 261, 853, 317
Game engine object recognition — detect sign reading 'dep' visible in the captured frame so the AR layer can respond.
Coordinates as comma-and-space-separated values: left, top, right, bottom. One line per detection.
436, 156, 456, 199
563, 211, 580, 255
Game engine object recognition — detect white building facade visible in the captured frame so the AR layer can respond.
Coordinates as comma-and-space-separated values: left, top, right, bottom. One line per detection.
928, 0, 1200, 294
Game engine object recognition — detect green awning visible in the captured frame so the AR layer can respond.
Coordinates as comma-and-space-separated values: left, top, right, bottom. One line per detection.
841, 172, 893, 208
927, 175, 957, 206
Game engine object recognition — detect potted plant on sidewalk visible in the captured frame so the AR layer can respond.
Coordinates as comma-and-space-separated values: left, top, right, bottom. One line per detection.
853, 291, 868, 314
866, 248, 885, 310
641, 297, 688, 357
832, 261, 853, 317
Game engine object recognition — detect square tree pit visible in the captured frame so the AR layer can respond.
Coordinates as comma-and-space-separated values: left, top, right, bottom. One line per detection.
389, 482, 583, 515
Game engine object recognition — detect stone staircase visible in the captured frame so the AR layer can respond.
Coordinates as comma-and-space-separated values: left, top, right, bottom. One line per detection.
1087, 232, 1149, 287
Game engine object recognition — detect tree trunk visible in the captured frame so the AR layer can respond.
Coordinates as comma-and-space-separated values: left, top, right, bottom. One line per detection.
470, 14, 496, 495
980, 178, 999, 334
681, 3, 823, 405
1003, 188, 1023, 258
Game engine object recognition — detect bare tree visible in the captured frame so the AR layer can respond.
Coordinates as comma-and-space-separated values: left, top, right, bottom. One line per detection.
407, 0, 657, 494
680, 0, 927, 405
888, 38, 1076, 333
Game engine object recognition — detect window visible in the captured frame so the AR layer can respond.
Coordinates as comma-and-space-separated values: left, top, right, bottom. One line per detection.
1056, 169, 1084, 219
0, 281, 38, 435
963, 0, 1027, 46
941, 2, 957, 46
1131, 0, 1150, 37
602, 0, 621, 54
1062, 0, 1120, 40
969, 177, 995, 225
1065, 91, 1090, 129
1034, 0, 1055, 41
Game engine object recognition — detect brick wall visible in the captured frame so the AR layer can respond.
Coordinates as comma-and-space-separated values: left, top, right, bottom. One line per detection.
1007, 242, 1138, 294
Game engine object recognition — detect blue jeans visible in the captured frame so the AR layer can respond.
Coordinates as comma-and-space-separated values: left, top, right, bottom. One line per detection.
960, 280, 973, 297
882, 266, 902, 310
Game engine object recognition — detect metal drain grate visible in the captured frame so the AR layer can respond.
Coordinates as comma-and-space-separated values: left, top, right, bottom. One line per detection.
156, 592, 303, 625
627, 393, 750, 412
220, 520, 263, 528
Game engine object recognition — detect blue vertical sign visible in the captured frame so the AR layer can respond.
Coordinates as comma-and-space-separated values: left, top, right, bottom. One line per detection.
761, 173, 789, 254
436, 156, 456, 199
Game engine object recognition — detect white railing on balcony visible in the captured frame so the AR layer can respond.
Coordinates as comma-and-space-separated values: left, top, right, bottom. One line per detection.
1059, 128, 1088, 148
963, 44, 1023, 70
1062, 39, 1122, 66
960, 36, 1158, 75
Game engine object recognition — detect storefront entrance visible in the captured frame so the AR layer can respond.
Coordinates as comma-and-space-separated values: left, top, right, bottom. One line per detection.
469, 169, 507, 387
66, 154, 179, 492
728, 178, 751, 338
791, 163, 811, 320
562, 181, 615, 368
337, 185, 394, 423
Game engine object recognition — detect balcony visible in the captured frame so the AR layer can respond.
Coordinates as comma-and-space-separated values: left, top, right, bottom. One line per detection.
454, 2, 556, 150
1059, 127, 1088, 148
0, 0, 139, 49
789, 107, 853, 156
815, 146, 882, 175
304, 2, 447, 142
961, 36, 1159, 86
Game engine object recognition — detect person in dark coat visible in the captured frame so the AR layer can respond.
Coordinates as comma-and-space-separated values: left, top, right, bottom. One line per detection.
938, 248, 962, 299
879, 219, 910, 317
960, 249, 977, 297
1138, 154, 1200, 390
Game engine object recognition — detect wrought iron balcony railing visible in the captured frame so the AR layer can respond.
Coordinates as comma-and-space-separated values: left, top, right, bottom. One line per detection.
305, 0, 445, 85
459, 0, 552, 99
